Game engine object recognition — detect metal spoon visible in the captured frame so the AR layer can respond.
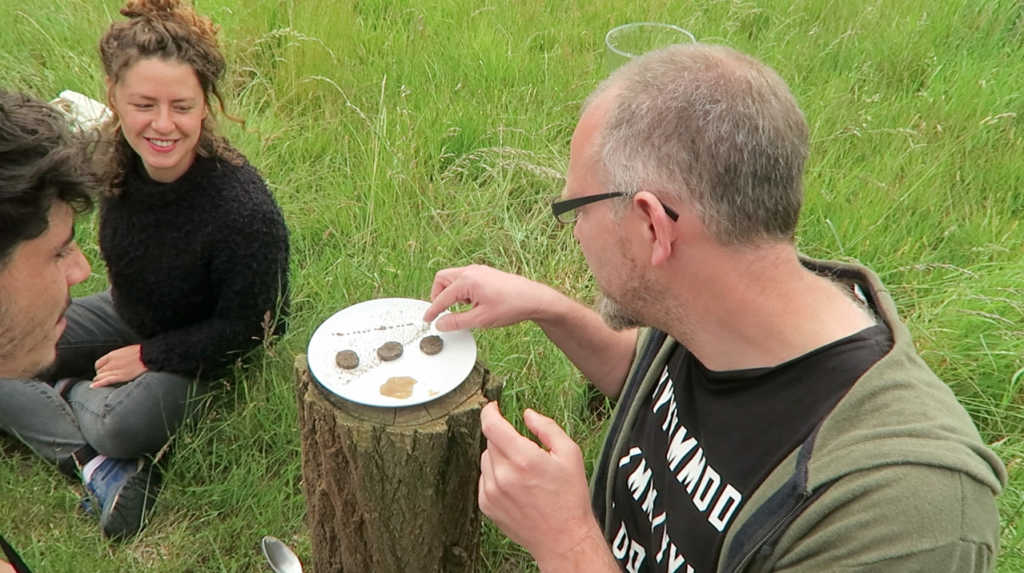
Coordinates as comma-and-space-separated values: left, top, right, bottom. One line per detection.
261, 536, 304, 573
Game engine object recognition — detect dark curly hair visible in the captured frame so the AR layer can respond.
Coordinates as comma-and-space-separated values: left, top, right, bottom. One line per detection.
97, 0, 242, 195
0, 89, 94, 268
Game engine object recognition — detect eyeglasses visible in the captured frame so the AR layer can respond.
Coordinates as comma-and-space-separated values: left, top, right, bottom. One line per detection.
551, 192, 680, 225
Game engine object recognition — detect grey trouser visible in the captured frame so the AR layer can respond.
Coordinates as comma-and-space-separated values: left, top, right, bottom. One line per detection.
0, 292, 205, 465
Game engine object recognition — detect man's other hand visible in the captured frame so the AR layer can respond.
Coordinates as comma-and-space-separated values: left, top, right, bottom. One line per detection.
478, 402, 609, 569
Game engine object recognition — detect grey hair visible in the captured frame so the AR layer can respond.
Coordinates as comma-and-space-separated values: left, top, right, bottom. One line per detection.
587, 43, 808, 245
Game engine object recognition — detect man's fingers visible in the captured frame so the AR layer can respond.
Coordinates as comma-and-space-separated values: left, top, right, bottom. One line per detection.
429, 267, 465, 301
423, 277, 468, 324
479, 448, 495, 489
480, 401, 534, 459
429, 280, 447, 303
422, 298, 448, 325
433, 312, 460, 332
480, 447, 494, 479
478, 468, 489, 514
523, 408, 576, 457
434, 305, 487, 332
478, 452, 498, 518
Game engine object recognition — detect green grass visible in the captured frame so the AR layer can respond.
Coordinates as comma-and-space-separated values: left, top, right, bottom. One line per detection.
1, 0, 1022, 570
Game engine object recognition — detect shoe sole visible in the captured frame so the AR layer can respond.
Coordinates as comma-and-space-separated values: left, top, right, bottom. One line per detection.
99, 464, 163, 540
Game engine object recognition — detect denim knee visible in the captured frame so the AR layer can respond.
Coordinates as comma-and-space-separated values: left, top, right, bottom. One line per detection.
69, 371, 193, 458
85, 411, 177, 458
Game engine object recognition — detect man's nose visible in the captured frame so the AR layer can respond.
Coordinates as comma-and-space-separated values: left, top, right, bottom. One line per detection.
66, 248, 91, 287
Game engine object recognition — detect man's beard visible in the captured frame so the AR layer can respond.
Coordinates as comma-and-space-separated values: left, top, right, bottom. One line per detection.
33, 360, 58, 380
592, 246, 653, 331
595, 291, 645, 331
0, 293, 66, 380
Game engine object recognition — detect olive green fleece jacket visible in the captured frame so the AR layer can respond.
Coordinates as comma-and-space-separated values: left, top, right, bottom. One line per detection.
591, 258, 1006, 572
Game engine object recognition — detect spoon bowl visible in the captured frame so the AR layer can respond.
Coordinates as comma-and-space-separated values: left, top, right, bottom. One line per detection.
261, 536, 303, 573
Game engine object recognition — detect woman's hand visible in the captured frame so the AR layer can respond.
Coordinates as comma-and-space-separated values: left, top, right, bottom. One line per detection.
91, 344, 148, 387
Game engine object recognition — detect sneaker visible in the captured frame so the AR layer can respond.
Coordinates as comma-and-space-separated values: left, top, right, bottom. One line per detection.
83, 457, 162, 539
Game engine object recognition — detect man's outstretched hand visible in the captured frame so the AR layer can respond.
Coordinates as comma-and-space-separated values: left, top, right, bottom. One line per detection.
423, 265, 557, 332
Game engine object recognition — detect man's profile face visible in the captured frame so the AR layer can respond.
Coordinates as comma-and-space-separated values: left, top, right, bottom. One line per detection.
566, 93, 647, 331
0, 201, 90, 378
567, 98, 619, 289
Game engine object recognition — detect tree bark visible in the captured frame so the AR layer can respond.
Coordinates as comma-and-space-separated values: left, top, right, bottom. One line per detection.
295, 354, 502, 573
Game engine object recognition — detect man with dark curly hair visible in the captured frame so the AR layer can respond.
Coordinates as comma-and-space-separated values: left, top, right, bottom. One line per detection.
0, 88, 95, 572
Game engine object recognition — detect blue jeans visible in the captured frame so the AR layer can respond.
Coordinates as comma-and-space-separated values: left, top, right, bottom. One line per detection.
0, 292, 206, 465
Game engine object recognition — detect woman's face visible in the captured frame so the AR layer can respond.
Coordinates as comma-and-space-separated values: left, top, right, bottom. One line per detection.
109, 57, 208, 183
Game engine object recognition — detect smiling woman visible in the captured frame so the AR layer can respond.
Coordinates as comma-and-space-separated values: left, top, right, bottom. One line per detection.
107, 58, 207, 183
0, 0, 291, 542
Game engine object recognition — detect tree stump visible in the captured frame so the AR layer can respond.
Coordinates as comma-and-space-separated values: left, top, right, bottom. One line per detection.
294, 354, 502, 573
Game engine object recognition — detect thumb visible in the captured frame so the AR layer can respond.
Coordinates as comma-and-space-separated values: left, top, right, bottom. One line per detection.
523, 408, 574, 455
435, 305, 490, 332
434, 312, 464, 332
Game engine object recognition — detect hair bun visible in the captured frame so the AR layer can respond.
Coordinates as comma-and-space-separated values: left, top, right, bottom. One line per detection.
120, 0, 185, 20
117, 0, 220, 44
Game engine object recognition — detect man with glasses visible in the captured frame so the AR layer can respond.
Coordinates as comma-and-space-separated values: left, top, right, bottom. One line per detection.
424, 43, 1004, 572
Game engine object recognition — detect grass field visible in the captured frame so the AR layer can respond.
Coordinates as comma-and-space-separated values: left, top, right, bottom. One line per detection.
1, 0, 1022, 570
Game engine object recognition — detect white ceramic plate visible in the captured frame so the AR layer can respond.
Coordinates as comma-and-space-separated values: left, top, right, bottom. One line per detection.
307, 297, 476, 407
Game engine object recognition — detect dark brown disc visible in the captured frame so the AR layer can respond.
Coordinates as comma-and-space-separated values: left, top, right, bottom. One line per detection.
419, 335, 444, 356
336, 349, 360, 369
376, 341, 404, 361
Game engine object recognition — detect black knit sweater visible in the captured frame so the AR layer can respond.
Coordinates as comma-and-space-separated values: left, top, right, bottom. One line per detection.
99, 154, 289, 379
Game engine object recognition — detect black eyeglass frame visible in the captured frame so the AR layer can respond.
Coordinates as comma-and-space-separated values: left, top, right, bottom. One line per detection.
551, 192, 680, 224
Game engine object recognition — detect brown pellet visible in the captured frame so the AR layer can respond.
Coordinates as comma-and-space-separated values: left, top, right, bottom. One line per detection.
419, 335, 444, 355
336, 349, 359, 369
376, 341, 404, 361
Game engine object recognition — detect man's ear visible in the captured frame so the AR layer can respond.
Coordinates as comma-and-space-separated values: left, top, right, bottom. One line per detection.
633, 192, 677, 266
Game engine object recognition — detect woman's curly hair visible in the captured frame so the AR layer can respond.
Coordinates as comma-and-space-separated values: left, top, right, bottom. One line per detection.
97, 0, 242, 195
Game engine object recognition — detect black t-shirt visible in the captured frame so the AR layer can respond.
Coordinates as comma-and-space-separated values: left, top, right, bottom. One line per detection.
609, 324, 893, 573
